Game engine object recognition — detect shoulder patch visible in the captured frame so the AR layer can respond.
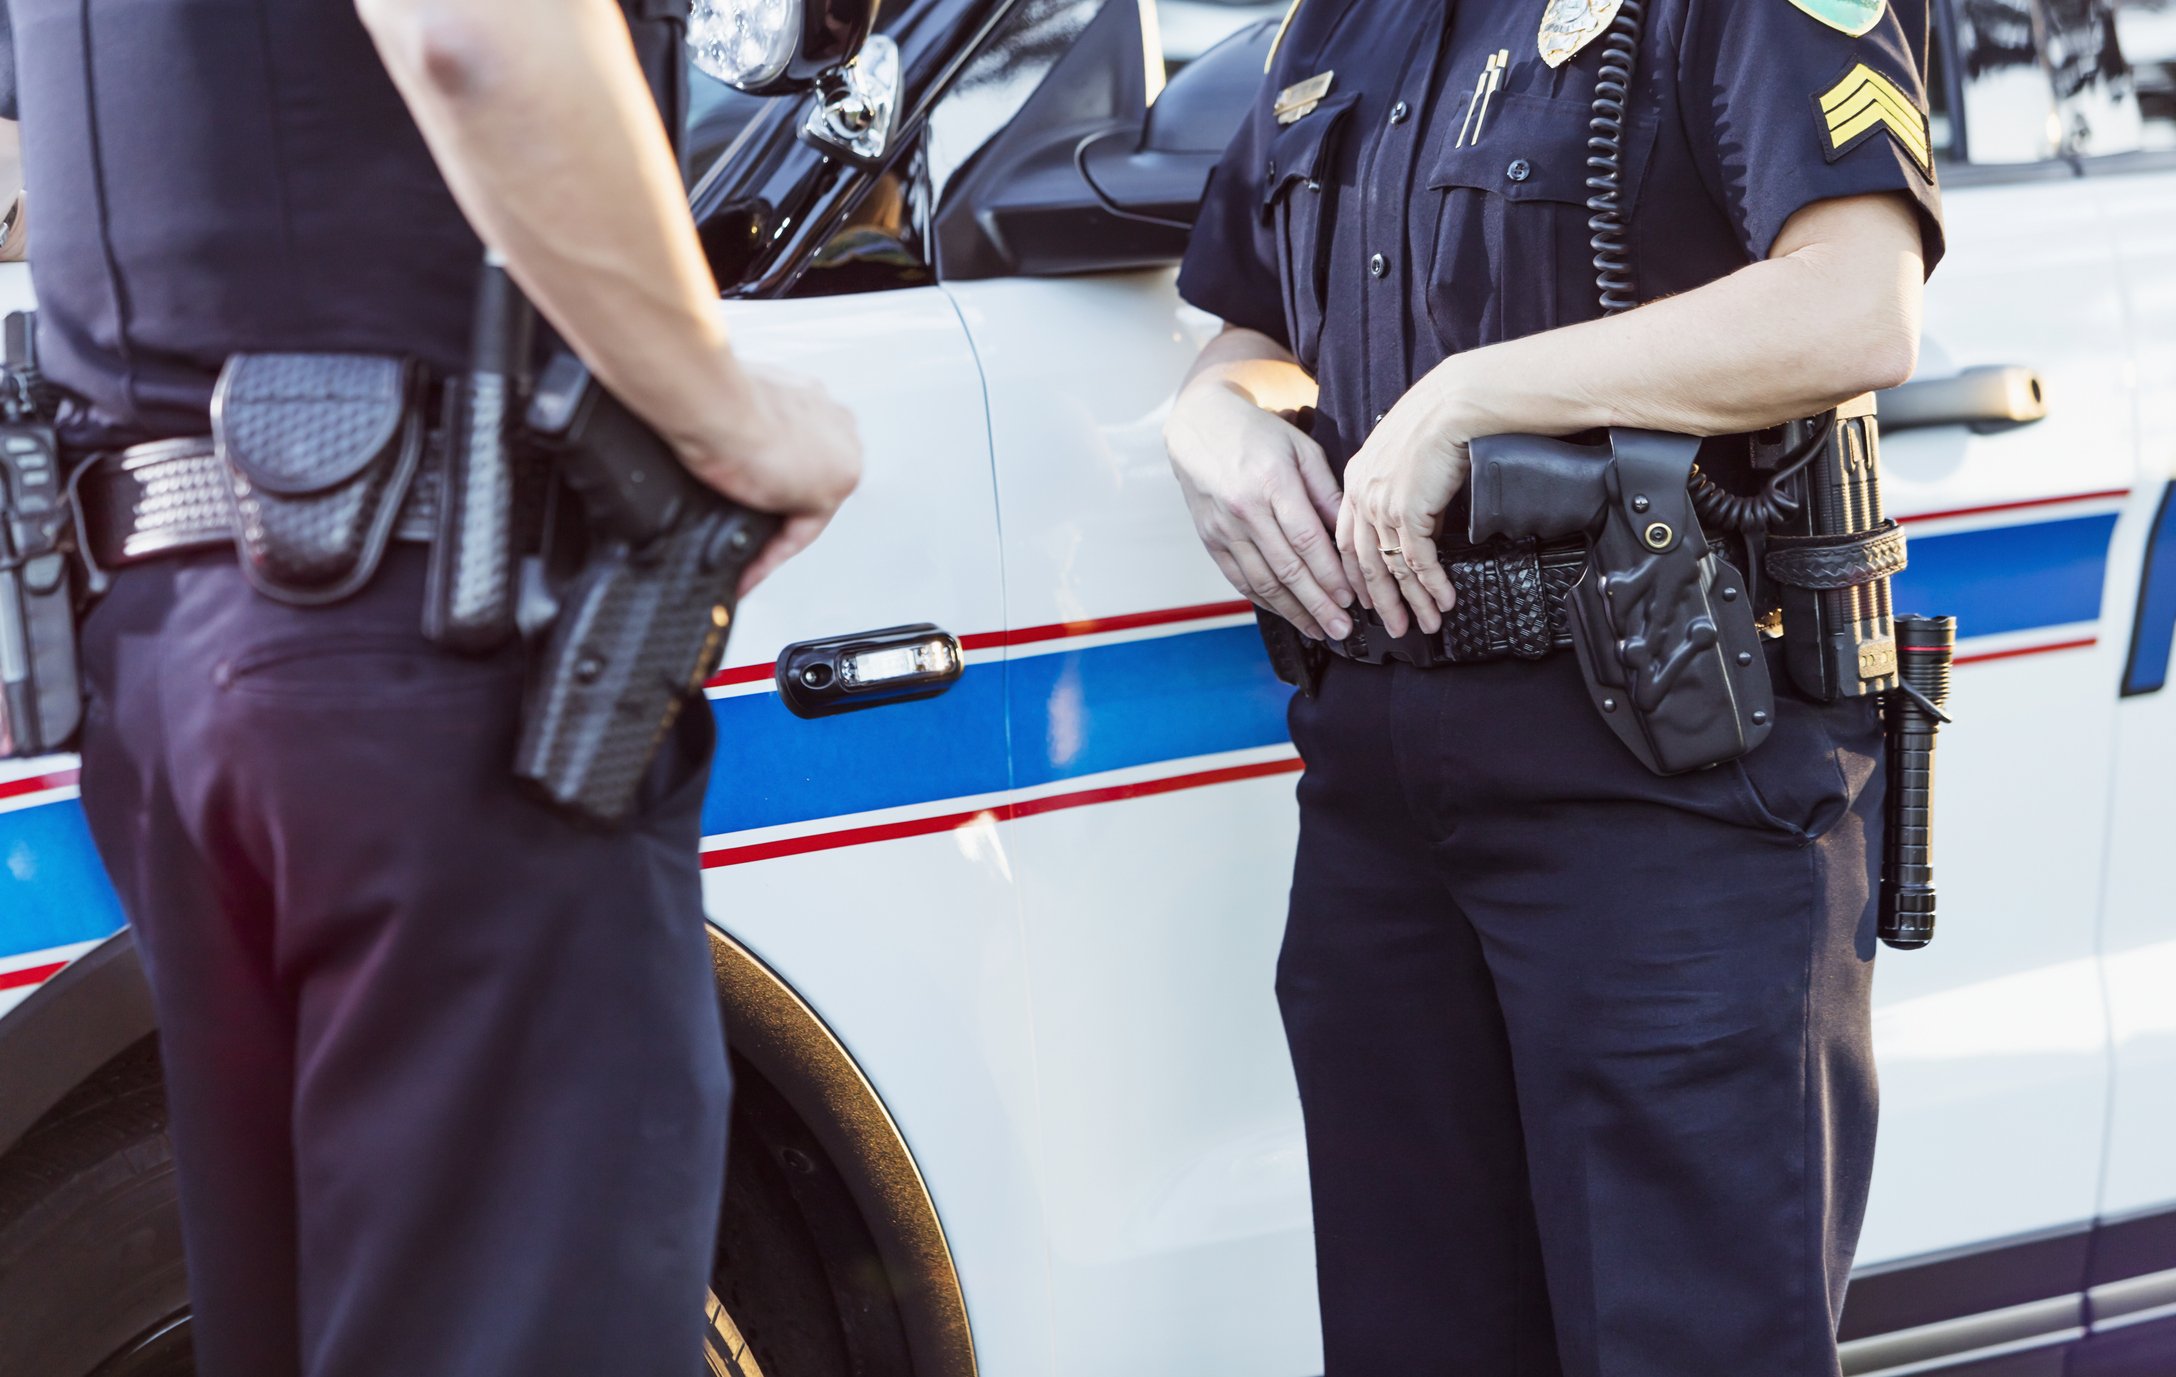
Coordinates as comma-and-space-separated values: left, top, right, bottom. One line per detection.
1787, 0, 1886, 36
1815, 63, 1932, 177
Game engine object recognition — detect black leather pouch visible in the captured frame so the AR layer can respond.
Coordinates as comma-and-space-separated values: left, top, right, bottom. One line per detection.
211, 353, 424, 605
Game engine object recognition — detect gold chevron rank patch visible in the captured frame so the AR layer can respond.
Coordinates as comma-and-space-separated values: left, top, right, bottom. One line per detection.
1816, 64, 1933, 177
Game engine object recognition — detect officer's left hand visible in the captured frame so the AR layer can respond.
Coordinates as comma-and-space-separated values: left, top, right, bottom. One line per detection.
1336, 393, 1467, 637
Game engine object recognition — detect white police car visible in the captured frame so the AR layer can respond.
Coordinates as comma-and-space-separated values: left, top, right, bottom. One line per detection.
2, 0, 2173, 1373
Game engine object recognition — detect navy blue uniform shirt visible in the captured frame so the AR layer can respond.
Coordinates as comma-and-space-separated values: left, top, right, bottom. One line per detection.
0, 3, 16, 122
1178, 0, 1946, 474
9, 0, 687, 450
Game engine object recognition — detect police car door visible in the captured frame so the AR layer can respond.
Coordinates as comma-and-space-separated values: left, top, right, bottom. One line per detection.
1844, 0, 2135, 1330
2063, 0, 2176, 1337
674, 74, 1063, 1376
930, 6, 1320, 1373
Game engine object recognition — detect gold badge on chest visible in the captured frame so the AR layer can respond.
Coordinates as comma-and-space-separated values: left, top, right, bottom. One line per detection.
1274, 70, 1336, 124
1536, 0, 1625, 67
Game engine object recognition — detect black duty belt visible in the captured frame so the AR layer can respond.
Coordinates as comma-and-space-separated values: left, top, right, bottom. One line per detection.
1313, 535, 1587, 667
74, 435, 440, 572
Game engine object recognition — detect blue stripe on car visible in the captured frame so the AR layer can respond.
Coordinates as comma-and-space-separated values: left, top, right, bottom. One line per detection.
0, 512, 2131, 965
1892, 513, 2117, 639
0, 802, 128, 961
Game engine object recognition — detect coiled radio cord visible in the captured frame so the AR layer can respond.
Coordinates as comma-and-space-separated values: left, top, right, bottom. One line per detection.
1583, 0, 1801, 532
1584, 0, 1644, 314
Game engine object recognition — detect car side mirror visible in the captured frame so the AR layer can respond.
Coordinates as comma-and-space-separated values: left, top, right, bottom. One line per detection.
933, 11, 1272, 279
1076, 23, 1267, 230
690, 0, 897, 167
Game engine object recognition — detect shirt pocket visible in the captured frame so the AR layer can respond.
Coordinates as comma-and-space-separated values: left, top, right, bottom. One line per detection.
1261, 91, 1360, 371
1422, 90, 1655, 349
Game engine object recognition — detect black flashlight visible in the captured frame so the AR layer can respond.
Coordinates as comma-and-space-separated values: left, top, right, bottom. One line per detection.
1878, 615, 1956, 950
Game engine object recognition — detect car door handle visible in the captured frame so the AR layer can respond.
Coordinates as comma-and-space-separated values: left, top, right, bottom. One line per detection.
776, 624, 965, 718
1879, 365, 2049, 434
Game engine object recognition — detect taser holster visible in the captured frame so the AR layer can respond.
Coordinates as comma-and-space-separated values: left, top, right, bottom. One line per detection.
1467, 429, 1773, 774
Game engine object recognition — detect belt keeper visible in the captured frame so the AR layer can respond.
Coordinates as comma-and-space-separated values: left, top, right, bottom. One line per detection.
1764, 520, 1908, 590
1502, 538, 1551, 659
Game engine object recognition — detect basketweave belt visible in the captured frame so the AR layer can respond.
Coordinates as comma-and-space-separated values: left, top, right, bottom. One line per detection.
73, 435, 439, 572
1311, 535, 1588, 667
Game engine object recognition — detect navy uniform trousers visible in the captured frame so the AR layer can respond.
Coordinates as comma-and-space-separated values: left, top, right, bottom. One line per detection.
74, 549, 732, 1377
1278, 644, 1884, 1377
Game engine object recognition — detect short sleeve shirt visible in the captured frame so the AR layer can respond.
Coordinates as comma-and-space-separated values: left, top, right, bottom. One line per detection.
1177, 0, 1945, 474
10, 0, 688, 450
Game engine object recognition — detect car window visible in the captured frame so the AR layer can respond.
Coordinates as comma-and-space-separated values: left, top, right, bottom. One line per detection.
1929, 30, 1959, 159
2042, 0, 2150, 155
2109, 0, 2176, 150
789, 158, 939, 297
925, 0, 1099, 201
1954, 0, 2067, 162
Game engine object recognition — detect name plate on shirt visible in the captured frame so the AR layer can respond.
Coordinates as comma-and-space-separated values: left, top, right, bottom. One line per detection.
1274, 71, 1336, 124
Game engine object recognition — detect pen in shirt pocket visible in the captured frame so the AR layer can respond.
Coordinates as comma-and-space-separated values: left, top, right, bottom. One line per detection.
1457, 48, 1510, 149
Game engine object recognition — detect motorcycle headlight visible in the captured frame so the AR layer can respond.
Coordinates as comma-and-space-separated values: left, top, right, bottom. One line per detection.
689, 0, 803, 92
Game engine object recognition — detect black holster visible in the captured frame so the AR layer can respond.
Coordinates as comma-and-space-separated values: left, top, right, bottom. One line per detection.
514, 352, 776, 829
1467, 428, 1774, 775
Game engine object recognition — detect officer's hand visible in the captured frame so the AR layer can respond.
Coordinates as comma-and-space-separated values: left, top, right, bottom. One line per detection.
1337, 397, 1467, 639
1164, 379, 1355, 642
0, 190, 27, 264
678, 366, 863, 595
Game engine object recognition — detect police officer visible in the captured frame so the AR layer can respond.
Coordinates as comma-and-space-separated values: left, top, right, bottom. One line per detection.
10, 0, 858, 1372
1164, 0, 1942, 1372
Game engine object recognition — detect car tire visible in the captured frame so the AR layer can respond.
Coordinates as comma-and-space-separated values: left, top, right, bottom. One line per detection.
0, 1041, 190, 1377
0, 1043, 890, 1377
713, 1067, 916, 1377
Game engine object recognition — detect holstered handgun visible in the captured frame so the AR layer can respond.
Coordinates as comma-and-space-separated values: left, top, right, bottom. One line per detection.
1467, 429, 1773, 774
515, 352, 778, 828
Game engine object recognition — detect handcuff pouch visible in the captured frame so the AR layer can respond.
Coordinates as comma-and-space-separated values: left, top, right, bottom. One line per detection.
212, 353, 424, 606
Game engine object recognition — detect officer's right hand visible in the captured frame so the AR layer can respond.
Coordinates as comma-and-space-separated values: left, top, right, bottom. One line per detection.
1164, 378, 1355, 642
678, 365, 864, 595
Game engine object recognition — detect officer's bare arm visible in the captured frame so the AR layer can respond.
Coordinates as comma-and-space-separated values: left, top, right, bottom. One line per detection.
356, 0, 858, 588
1415, 192, 1923, 440
1165, 328, 1357, 642
1341, 191, 1925, 634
